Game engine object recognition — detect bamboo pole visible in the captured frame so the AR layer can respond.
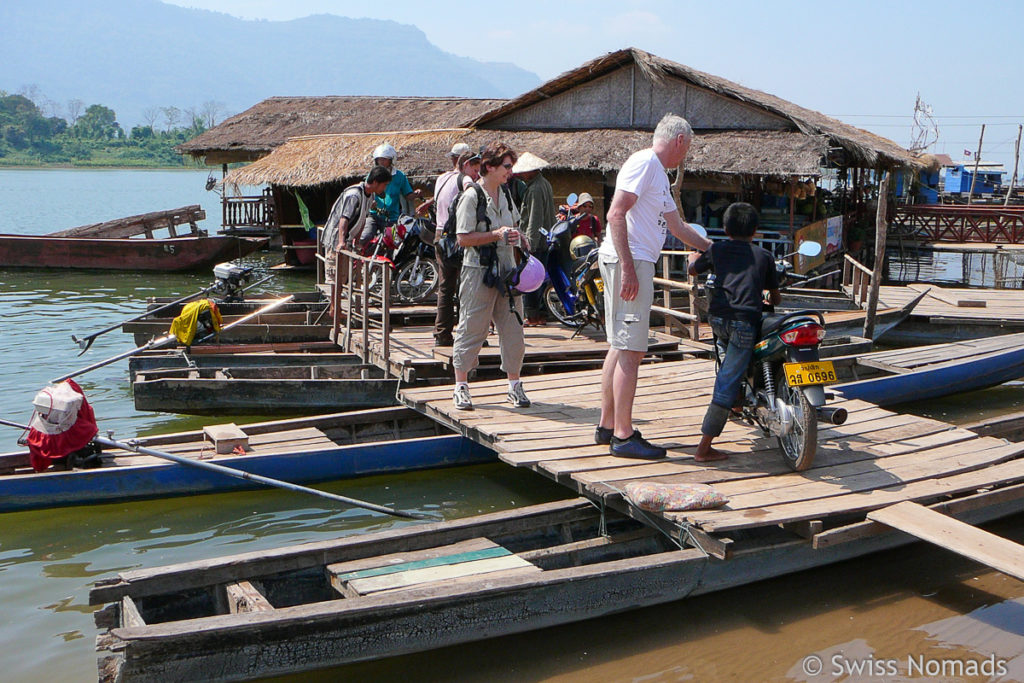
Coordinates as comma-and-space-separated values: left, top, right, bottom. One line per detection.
1006, 124, 1022, 207
863, 171, 890, 339
967, 124, 985, 205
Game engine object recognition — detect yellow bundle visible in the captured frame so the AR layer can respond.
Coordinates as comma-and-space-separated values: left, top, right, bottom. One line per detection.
170, 299, 223, 346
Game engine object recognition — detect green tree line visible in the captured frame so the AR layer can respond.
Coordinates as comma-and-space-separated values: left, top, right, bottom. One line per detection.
0, 90, 225, 167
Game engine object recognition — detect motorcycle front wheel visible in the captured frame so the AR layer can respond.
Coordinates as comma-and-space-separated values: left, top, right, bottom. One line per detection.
543, 283, 580, 327
776, 377, 817, 471
395, 258, 438, 303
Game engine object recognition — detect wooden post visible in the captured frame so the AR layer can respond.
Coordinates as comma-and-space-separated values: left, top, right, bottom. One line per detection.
788, 176, 796, 233
1006, 124, 1022, 207
661, 254, 671, 335
863, 171, 890, 339
967, 124, 985, 205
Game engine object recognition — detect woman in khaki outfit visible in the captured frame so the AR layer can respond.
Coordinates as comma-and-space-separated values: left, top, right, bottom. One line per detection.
451, 142, 530, 411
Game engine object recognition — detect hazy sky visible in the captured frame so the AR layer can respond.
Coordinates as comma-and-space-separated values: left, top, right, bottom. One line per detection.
164, 0, 1024, 172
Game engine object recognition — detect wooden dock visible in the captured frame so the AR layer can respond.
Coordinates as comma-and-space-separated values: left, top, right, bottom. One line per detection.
351, 324, 687, 381
400, 358, 1024, 558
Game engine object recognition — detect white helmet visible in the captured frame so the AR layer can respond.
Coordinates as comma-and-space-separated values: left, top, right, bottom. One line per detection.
373, 143, 397, 161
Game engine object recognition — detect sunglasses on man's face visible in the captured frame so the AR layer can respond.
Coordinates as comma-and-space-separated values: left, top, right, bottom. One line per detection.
502, 163, 513, 170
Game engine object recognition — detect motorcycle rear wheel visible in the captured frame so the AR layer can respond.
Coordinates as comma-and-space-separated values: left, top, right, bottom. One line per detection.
776, 378, 817, 471
395, 258, 438, 304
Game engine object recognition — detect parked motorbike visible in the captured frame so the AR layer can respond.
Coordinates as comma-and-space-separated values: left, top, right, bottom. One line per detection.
361, 215, 438, 304
706, 239, 848, 471
541, 193, 606, 335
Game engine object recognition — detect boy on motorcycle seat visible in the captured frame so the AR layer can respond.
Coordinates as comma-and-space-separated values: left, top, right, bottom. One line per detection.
688, 202, 781, 463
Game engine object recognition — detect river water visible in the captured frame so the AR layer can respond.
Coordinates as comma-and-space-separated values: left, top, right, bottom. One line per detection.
1, 169, 1023, 682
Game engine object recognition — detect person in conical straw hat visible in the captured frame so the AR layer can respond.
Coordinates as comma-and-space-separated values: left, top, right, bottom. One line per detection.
512, 152, 555, 325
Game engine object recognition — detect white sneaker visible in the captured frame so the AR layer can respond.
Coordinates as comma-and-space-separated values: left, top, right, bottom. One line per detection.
507, 383, 531, 408
453, 384, 473, 410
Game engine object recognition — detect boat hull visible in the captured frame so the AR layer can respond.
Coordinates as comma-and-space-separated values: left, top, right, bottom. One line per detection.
0, 234, 265, 271
835, 345, 1024, 405
0, 435, 493, 513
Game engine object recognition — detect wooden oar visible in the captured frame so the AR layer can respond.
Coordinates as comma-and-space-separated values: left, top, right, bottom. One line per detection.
0, 417, 430, 520
71, 275, 274, 356
51, 295, 296, 384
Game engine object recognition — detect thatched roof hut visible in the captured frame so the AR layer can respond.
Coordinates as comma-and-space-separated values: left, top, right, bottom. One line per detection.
225, 128, 827, 188
178, 96, 505, 164
222, 47, 915, 189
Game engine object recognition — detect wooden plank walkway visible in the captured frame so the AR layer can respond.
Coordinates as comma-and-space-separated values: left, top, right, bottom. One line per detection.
876, 284, 1024, 322
399, 358, 1024, 554
352, 324, 686, 381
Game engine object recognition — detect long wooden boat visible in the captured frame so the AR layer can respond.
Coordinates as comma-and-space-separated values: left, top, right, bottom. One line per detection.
132, 362, 399, 414
90, 483, 1024, 683
0, 408, 492, 513
0, 233, 266, 271
831, 332, 1024, 405
816, 288, 927, 341
128, 351, 356, 374
124, 312, 333, 346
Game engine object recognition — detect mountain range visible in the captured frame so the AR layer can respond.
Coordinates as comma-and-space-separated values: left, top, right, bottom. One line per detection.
0, 0, 539, 128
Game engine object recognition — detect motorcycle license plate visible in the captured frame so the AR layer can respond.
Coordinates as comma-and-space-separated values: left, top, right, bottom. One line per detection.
783, 361, 837, 387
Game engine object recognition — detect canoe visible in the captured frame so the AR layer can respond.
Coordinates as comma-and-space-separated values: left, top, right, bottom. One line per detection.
0, 234, 266, 271
816, 289, 927, 341
0, 408, 493, 513
124, 312, 333, 346
132, 362, 399, 415
90, 485, 1024, 682
831, 332, 1024, 406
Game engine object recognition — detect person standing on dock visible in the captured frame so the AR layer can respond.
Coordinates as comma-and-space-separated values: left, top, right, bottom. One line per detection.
433, 144, 481, 347
597, 114, 712, 459
513, 152, 556, 326
356, 143, 421, 250
451, 142, 529, 411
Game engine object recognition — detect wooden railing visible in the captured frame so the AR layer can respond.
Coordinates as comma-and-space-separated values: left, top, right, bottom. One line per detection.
222, 188, 277, 233
892, 204, 1024, 244
842, 254, 874, 308
656, 250, 700, 339
325, 248, 393, 375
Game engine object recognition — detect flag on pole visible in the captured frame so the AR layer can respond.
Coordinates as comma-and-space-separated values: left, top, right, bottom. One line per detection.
964, 149, 972, 157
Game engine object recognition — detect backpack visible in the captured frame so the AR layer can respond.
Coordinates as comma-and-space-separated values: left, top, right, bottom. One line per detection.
437, 182, 487, 268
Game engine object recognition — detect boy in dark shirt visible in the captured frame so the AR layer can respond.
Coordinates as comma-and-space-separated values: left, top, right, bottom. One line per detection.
688, 203, 781, 462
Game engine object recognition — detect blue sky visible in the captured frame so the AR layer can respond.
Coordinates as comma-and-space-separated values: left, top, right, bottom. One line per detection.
164, 0, 1024, 174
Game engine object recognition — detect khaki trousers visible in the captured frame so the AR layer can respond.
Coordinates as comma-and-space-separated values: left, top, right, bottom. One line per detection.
452, 266, 525, 375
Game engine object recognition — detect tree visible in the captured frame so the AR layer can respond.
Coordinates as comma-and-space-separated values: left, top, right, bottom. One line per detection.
74, 104, 122, 139
200, 100, 224, 129
141, 106, 160, 129
161, 105, 180, 132
66, 98, 84, 124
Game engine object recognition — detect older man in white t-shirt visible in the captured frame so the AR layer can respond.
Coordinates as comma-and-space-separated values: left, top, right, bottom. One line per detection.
597, 113, 712, 459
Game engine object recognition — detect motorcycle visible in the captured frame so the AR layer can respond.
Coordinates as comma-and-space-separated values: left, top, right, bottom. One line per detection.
361, 215, 439, 304
705, 239, 848, 471
541, 193, 606, 336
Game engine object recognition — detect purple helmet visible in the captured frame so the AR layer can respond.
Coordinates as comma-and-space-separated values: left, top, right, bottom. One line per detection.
513, 254, 545, 293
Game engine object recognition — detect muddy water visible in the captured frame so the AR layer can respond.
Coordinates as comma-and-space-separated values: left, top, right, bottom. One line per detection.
274, 515, 1024, 682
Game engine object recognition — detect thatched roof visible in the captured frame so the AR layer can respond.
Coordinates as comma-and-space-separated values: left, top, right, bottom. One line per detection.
223, 128, 827, 188
178, 96, 505, 161
469, 48, 918, 170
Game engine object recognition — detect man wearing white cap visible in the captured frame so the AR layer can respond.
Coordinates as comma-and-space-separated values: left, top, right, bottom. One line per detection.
597, 113, 712, 459
512, 151, 555, 325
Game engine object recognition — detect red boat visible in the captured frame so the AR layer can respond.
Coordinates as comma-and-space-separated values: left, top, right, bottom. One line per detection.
0, 205, 267, 272
0, 233, 266, 272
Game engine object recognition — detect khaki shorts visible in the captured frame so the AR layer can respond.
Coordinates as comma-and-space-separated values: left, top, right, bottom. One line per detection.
600, 257, 655, 352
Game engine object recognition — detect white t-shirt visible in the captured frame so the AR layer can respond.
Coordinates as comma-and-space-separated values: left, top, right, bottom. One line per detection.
599, 147, 677, 263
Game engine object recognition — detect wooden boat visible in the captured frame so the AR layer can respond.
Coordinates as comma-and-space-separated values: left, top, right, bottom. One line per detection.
830, 332, 1024, 405
0, 408, 492, 513
0, 206, 266, 272
128, 351, 356, 374
816, 288, 927, 341
91, 484, 1024, 683
124, 311, 333, 346
132, 361, 399, 415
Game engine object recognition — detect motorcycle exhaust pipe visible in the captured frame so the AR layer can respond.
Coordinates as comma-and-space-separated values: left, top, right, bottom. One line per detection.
816, 406, 848, 425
